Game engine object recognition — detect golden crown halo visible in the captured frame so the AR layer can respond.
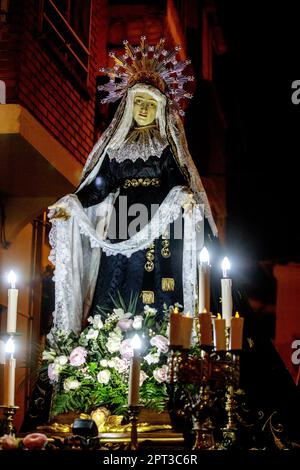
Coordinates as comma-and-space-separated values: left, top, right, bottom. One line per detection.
98, 36, 194, 116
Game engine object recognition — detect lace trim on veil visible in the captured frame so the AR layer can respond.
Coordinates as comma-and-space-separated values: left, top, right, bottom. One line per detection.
107, 124, 168, 163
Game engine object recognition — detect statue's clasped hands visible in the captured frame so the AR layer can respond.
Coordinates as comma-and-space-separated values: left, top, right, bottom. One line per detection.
48, 203, 71, 221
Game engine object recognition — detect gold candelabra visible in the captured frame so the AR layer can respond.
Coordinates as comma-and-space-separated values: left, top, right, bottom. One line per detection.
0, 405, 19, 436
167, 345, 242, 450
127, 405, 142, 450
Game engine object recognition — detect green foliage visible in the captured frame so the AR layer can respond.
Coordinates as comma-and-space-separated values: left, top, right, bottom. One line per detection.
43, 301, 170, 416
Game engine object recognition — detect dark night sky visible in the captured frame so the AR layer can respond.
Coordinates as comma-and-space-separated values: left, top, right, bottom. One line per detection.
216, 1, 299, 263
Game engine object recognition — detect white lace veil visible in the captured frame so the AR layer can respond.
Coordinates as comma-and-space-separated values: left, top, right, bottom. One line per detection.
76, 83, 218, 236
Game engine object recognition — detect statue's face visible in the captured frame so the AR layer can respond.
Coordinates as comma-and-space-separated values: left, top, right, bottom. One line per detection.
133, 92, 157, 126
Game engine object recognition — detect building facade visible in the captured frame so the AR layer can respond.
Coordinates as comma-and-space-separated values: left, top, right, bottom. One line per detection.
0, 0, 227, 429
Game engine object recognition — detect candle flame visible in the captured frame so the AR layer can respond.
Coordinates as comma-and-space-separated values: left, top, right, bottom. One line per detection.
7, 270, 17, 288
221, 257, 230, 270
5, 337, 15, 354
235, 312, 240, 318
185, 312, 191, 318
174, 306, 179, 314
202, 308, 207, 313
131, 334, 141, 350
221, 257, 230, 277
199, 246, 210, 264
217, 313, 222, 319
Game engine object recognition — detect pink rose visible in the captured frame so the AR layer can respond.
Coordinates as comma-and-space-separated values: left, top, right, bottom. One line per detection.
153, 365, 168, 383
0, 434, 18, 450
150, 335, 169, 353
120, 339, 134, 359
48, 363, 60, 382
113, 357, 128, 373
23, 433, 48, 450
69, 346, 87, 366
117, 318, 133, 331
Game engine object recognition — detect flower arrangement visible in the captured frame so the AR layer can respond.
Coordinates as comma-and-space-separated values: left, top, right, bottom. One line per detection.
42, 303, 171, 416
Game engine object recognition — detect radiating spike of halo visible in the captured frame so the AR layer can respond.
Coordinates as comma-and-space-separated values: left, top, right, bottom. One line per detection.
124, 41, 136, 59
98, 36, 194, 116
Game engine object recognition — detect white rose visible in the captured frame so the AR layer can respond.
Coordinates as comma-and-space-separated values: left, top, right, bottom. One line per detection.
106, 337, 121, 354
110, 329, 122, 340
42, 349, 56, 361
144, 352, 160, 365
113, 308, 125, 319
86, 328, 99, 340
100, 359, 108, 367
139, 370, 148, 386
54, 355, 68, 366
97, 369, 111, 384
63, 378, 81, 391
92, 315, 104, 330
144, 305, 157, 314
112, 357, 128, 373
132, 315, 143, 330
107, 360, 115, 368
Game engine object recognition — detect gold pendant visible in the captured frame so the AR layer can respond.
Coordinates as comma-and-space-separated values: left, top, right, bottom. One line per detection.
145, 260, 154, 272
141, 291, 155, 304
162, 277, 175, 292
144, 242, 155, 272
161, 239, 170, 258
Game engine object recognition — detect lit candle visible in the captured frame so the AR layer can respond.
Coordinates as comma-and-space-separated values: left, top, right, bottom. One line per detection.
221, 257, 233, 327
181, 312, 193, 349
0, 339, 5, 364
198, 247, 211, 313
7, 271, 18, 334
213, 313, 226, 351
199, 309, 213, 347
230, 312, 244, 350
169, 306, 183, 347
128, 334, 141, 406
3, 337, 16, 406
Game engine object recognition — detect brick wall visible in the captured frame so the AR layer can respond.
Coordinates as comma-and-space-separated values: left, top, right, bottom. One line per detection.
1, 0, 108, 166
0, 0, 22, 103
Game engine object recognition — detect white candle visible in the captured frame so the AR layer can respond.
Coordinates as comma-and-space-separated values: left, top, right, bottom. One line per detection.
4, 337, 16, 406
4, 357, 16, 406
128, 334, 141, 406
198, 247, 211, 313
7, 271, 18, 334
221, 257, 233, 327
0, 339, 5, 364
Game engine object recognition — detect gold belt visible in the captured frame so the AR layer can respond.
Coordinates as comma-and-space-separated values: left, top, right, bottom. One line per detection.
122, 178, 161, 189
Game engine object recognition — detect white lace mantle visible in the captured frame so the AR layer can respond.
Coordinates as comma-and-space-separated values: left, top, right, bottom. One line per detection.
106, 125, 168, 163
49, 186, 204, 334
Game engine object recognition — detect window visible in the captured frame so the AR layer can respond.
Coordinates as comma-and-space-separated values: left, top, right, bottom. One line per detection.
38, 0, 92, 92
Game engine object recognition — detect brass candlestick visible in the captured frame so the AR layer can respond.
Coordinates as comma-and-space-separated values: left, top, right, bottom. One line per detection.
167, 346, 183, 384
128, 405, 142, 451
0, 405, 19, 436
220, 352, 240, 448
192, 348, 215, 450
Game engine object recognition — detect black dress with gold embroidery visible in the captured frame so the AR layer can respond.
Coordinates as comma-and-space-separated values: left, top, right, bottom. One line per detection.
76, 146, 187, 317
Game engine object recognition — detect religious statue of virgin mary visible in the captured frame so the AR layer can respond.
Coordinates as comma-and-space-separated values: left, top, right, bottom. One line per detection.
48, 37, 218, 335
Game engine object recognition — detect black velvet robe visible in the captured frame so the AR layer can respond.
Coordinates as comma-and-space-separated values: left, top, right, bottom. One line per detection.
77, 146, 187, 317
